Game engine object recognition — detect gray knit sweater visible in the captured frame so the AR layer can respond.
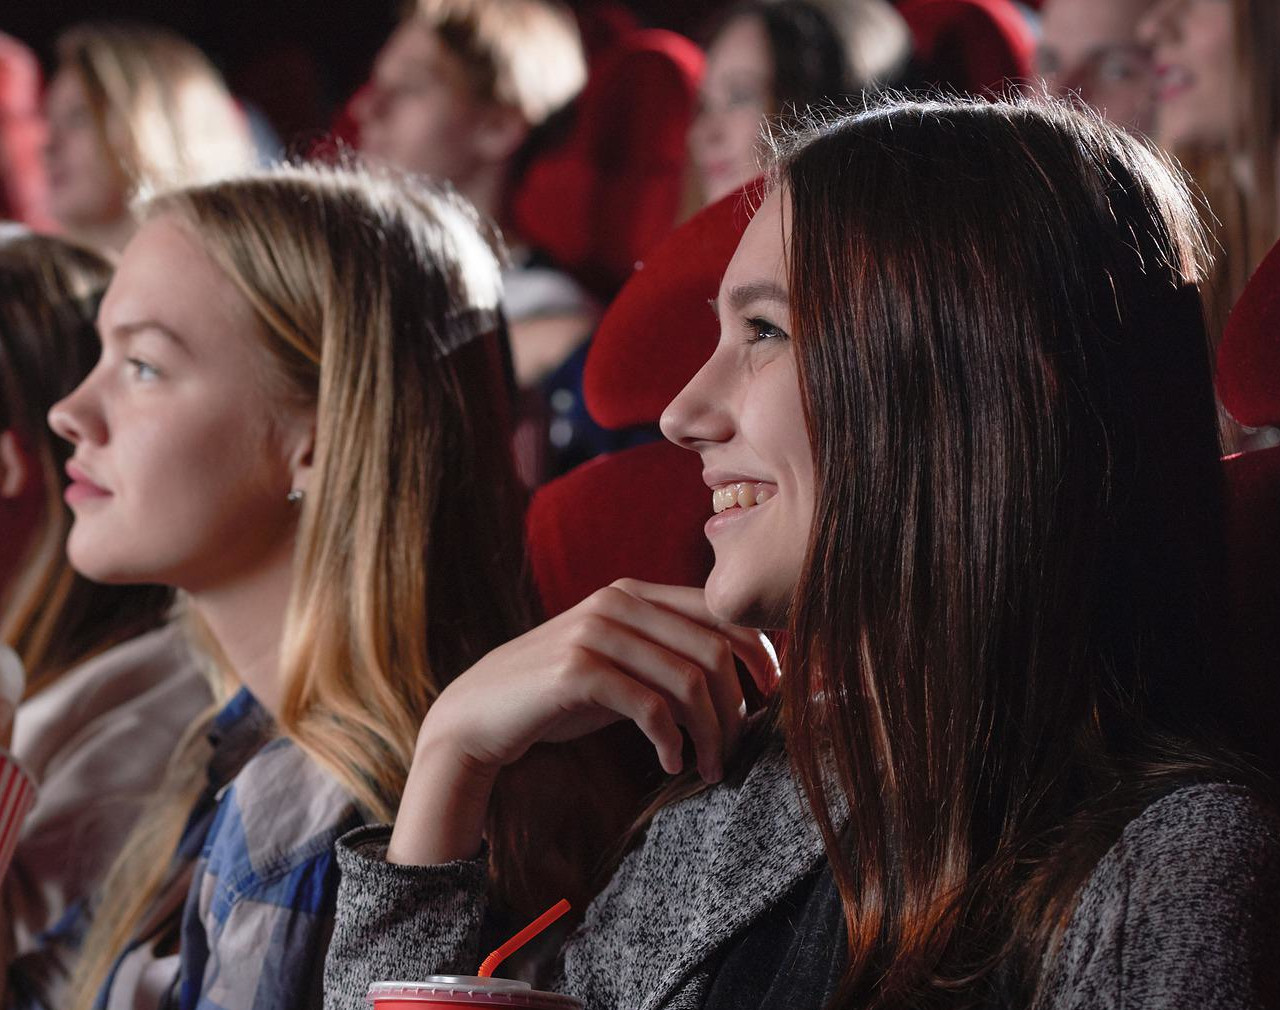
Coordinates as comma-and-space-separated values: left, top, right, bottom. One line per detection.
323, 746, 1280, 1010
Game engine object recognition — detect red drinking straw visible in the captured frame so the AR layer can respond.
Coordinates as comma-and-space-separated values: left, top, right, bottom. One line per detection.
477, 899, 572, 978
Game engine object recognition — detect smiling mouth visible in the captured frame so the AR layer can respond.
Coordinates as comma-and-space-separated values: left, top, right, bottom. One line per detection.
711, 481, 776, 514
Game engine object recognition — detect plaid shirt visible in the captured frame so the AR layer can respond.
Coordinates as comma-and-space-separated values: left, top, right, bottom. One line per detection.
93, 688, 367, 1010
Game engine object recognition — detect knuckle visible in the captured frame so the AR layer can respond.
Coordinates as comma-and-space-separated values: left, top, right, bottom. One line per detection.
634, 691, 668, 726
609, 577, 640, 595
671, 662, 704, 702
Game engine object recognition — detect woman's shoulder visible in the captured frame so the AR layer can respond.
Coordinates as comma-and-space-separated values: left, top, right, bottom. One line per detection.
1042, 783, 1280, 1010
207, 738, 367, 889
1099, 782, 1280, 892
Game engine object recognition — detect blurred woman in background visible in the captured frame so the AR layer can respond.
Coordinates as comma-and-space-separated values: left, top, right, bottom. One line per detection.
43, 23, 256, 254
688, 0, 911, 205
0, 232, 203, 1008
1141, 0, 1280, 347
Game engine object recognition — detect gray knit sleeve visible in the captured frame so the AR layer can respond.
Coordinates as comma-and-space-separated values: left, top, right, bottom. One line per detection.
1041, 784, 1280, 1010
323, 824, 491, 1010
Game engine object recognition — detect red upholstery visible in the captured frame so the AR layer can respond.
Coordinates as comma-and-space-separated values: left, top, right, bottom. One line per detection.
1216, 238, 1280, 773
0, 33, 50, 229
528, 183, 757, 617
510, 29, 704, 302
1218, 239, 1280, 429
898, 0, 1036, 95
1222, 446, 1280, 770
584, 182, 760, 431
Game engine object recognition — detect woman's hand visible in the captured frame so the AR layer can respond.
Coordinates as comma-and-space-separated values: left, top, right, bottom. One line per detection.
386, 580, 777, 866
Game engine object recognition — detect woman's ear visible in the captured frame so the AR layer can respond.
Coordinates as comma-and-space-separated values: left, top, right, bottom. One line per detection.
283, 410, 316, 500
475, 104, 530, 165
0, 431, 29, 499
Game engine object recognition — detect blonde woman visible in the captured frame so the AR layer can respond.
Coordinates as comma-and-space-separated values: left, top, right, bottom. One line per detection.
43, 23, 256, 254
0, 233, 206, 1009
45, 164, 531, 1010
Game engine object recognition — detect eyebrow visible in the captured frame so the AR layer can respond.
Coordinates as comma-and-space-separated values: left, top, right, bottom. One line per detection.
710, 280, 789, 319
104, 319, 193, 355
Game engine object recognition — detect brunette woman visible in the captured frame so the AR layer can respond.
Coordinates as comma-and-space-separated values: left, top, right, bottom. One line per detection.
689, 0, 911, 205
46, 165, 531, 1010
325, 96, 1280, 1010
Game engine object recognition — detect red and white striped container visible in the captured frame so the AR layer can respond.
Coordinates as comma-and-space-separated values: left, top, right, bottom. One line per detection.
0, 751, 36, 876
367, 978, 581, 1010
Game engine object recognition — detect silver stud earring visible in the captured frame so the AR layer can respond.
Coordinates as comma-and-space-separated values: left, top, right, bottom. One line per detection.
287, 489, 305, 504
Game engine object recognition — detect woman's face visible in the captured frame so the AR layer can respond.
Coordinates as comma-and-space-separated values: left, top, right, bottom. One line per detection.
42, 69, 131, 232
688, 15, 775, 206
1139, 0, 1235, 148
48, 216, 313, 592
661, 190, 813, 628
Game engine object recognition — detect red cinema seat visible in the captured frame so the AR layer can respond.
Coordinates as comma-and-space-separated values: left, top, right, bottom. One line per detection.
898, 0, 1036, 95
0, 33, 51, 230
1217, 240, 1280, 773
527, 182, 761, 617
510, 28, 704, 302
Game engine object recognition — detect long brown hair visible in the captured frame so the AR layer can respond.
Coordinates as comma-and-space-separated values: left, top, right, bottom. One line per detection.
0, 232, 173, 694
777, 96, 1244, 1008
69, 164, 534, 1010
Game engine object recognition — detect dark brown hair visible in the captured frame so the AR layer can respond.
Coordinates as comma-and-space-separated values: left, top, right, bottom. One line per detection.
777, 95, 1244, 1007
0, 233, 173, 692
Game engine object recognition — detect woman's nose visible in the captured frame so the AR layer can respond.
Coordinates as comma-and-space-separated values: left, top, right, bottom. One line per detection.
660, 351, 735, 451
48, 378, 100, 449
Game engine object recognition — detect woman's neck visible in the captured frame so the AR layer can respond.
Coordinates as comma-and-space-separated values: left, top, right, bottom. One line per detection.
188, 539, 296, 718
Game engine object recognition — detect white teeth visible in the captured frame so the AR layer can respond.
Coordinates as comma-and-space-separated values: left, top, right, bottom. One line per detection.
711, 482, 775, 514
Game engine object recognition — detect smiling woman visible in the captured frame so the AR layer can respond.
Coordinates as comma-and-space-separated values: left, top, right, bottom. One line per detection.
324, 96, 1280, 1010
43, 163, 532, 1010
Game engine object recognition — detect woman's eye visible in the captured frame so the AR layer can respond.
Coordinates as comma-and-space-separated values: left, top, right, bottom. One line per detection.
126, 357, 160, 381
744, 317, 788, 344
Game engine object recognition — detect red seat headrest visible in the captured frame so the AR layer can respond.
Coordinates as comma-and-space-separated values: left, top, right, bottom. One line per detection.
527, 441, 712, 617
584, 181, 763, 431
1218, 238, 1280, 428
0, 32, 50, 229
898, 0, 1035, 94
510, 29, 704, 301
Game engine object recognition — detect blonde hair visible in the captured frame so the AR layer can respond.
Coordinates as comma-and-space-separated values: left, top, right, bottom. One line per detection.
0, 233, 173, 693
68, 163, 533, 1010
410, 0, 587, 127
55, 22, 255, 198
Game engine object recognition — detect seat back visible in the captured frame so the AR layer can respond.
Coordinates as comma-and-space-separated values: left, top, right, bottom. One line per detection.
1218, 239, 1280, 773
897, 0, 1035, 95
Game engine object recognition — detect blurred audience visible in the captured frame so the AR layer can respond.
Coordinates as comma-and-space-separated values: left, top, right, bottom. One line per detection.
1037, 0, 1156, 132
354, 0, 598, 393
0, 231, 205, 1009
1140, 0, 1278, 336
1140, 0, 1279, 449
689, 0, 911, 205
43, 23, 256, 254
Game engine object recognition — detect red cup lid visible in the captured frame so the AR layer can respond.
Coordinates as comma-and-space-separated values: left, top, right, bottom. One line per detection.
367, 977, 581, 1009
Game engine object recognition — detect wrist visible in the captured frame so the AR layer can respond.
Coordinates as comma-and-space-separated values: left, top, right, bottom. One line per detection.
388, 716, 499, 866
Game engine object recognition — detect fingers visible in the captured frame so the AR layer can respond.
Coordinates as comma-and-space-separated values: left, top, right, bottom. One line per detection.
606, 579, 782, 696
576, 657, 686, 775
576, 621, 729, 781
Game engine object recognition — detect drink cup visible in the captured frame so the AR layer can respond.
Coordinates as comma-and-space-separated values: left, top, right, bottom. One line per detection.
367, 977, 582, 1009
